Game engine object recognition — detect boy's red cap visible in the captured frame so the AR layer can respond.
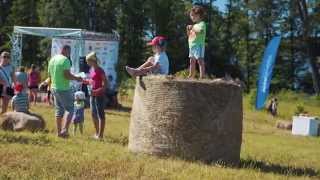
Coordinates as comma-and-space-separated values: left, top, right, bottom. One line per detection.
14, 83, 23, 92
147, 36, 166, 46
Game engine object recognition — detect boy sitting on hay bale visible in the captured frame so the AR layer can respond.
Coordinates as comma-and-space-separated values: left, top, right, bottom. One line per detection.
126, 36, 169, 77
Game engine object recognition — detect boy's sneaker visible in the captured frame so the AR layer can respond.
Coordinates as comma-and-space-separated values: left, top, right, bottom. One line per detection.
125, 66, 137, 77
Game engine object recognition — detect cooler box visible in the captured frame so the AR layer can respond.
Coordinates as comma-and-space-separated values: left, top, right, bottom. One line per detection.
292, 116, 319, 136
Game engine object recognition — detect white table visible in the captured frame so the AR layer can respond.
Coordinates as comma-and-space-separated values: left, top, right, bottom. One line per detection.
292, 116, 319, 136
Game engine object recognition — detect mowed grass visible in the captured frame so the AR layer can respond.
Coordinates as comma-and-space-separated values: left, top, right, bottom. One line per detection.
0, 94, 320, 180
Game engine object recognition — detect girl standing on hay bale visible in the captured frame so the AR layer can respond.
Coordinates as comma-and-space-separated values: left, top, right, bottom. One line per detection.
187, 5, 207, 79
125, 36, 169, 77
85, 52, 108, 140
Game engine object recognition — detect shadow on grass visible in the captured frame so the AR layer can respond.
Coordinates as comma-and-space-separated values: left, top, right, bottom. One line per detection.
106, 105, 132, 117
130, 154, 319, 178
239, 158, 319, 177
0, 133, 51, 146
114, 105, 132, 113
107, 112, 130, 117
106, 134, 128, 146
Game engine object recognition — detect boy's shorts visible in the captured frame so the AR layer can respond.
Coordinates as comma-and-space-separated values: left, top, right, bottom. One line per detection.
189, 44, 205, 60
90, 96, 105, 120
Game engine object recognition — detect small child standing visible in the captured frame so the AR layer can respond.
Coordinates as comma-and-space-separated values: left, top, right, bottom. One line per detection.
11, 83, 29, 113
125, 36, 169, 77
187, 5, 206, 79
72, 91, 86, 135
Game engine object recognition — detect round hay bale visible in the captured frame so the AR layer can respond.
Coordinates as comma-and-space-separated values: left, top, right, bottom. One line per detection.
128, 76, 243, 164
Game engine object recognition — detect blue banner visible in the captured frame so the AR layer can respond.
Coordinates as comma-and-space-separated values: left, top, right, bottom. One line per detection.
256, 36, 281, 109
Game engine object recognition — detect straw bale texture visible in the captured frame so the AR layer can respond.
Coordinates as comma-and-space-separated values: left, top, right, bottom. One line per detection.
128, 76, 243, 164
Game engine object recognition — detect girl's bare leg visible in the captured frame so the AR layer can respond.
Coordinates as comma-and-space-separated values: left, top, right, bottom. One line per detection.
198, 59, 205, 79
188, 58, 196, 79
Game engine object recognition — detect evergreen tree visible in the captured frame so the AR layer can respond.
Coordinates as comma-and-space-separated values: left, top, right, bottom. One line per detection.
144, 0, 190, 72
95, 0, 119, 33
0, 0, 12, 51
8, 0, 39, 66
37, 0, 87, 28
296, 0, 320, 94
116, 0, 145, 81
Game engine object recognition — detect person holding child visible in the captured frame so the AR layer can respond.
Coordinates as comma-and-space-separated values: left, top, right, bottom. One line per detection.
187, 5, 207, 79
125, 36, 169, 77
85, 52, 108, 140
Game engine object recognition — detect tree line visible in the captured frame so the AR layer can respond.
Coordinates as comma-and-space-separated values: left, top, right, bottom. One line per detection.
0, 0, 319, 93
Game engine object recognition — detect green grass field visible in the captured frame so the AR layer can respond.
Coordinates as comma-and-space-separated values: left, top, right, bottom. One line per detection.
0, 93, 320, 180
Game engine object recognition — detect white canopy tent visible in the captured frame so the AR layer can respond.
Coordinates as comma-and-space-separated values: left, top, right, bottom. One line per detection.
10, 26, 120, 73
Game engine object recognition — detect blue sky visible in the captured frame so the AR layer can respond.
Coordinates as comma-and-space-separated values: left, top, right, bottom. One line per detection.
193, 0, 227, 12
213, 0, 227, 12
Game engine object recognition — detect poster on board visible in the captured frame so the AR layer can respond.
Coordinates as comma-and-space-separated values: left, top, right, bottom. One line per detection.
51, 38, 119, 91
84, 40, 119, 91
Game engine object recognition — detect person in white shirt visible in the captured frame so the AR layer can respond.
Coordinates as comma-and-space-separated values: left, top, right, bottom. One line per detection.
126, 36, 169, 77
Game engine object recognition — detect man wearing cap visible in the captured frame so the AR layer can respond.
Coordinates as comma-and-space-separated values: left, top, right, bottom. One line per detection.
48, 45, 82, 137
126, 36, 169, 76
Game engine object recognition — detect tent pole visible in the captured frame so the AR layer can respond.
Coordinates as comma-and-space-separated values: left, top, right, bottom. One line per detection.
9, 33, 23, 68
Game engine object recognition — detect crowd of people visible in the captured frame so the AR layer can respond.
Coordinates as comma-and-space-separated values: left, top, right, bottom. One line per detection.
0, 45, 109, 139
0, 51, 42, 114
